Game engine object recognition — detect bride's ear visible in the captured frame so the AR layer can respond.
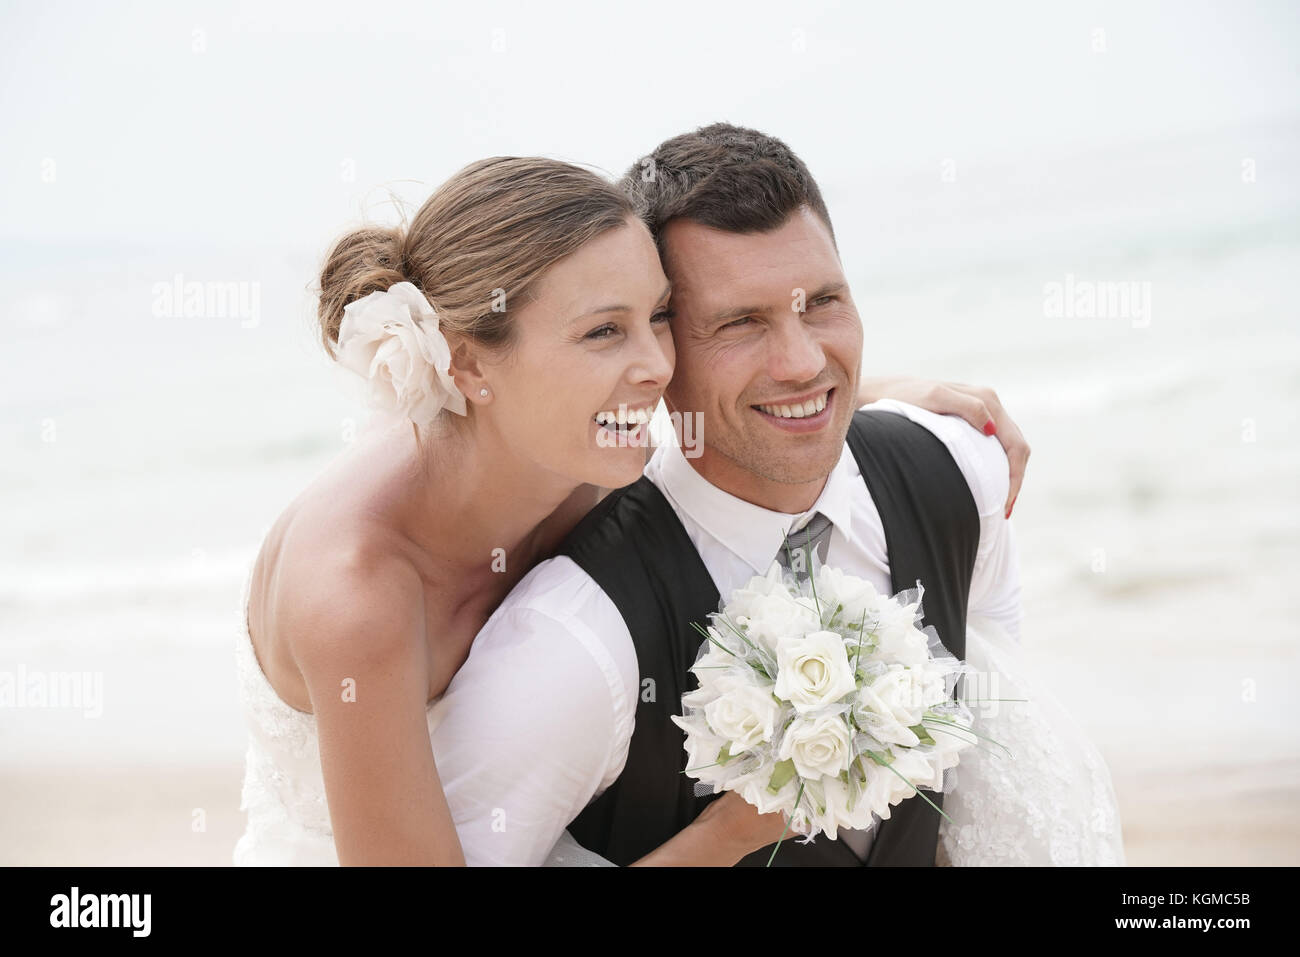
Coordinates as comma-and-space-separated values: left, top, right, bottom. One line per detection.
446, 335, 492, 407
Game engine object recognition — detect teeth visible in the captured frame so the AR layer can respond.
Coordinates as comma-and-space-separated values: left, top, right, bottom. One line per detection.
758, 391, 829, 419
594, 404, 656, 427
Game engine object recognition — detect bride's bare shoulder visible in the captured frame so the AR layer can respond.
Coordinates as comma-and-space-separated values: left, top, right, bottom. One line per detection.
264, 533, 425, 706
253, 452, 428, 680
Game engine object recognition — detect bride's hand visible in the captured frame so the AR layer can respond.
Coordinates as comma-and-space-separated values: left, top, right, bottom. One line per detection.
858, 376, 1030, 518
692, 790, 792, 859
629, 790, 790, 866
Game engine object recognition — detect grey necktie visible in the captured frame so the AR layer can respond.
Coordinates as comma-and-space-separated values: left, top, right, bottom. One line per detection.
775, 511, 833, 580
775, 510, 881, 860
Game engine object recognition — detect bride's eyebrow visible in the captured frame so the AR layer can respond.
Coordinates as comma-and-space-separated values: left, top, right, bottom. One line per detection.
567, 282, 673, 324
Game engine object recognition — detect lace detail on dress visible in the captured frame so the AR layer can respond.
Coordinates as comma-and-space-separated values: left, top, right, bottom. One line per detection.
235, 561, 457, 862
232, 562, 339, 864
936, 617, 1125, 867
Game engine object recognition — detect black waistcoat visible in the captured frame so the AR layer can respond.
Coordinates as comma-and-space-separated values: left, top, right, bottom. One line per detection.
559, 409, 980, 866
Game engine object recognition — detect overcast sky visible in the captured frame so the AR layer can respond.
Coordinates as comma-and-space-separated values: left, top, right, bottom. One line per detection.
2, 0, 1296, 250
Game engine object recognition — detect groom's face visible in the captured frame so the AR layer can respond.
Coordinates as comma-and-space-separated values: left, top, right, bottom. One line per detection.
660, 207, 862, 503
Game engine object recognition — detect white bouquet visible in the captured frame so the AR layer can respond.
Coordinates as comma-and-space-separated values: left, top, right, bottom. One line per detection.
673, 562, 978, 855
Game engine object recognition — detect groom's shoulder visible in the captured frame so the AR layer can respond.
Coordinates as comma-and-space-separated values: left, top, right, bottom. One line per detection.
475, 553, 639, 689
488, 553, 626, 636
433, 554, 641, 832
557, 474, 670, 555
854, 400, 1010, 519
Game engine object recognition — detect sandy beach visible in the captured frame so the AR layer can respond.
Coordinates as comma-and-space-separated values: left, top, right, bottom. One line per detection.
1, 757, 1296, 866
0, 764, 248, 867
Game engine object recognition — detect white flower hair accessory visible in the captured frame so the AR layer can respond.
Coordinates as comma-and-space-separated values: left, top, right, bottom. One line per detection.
334, 281, 468, 422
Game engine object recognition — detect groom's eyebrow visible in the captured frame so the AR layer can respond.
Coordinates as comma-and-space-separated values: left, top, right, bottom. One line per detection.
710, 281, 847, 323
712, 301, 769, 323
567, 282, 672, 323
807, 281, 848, 302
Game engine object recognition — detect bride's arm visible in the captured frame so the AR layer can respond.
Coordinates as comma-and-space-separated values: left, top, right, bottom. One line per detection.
288, 551, 465, 866
547, 792, 789, 866
858, 376, 1031, 517
626, 791, 791, 867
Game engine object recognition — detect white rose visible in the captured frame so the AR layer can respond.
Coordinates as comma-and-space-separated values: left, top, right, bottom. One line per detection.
815, 772, 878, 838
737, 593, 823, 656
733, 765, 799, 818
777, 713, 855, 779
913, 663, 949, 710
872, 608, 932, 668
335, 282, 467, 422
854, 666, 931, 747
887, 747, 944, 799
672, 703, 745, 791
851, 748, 941, 819
815, 566, 887, 632
703, 675, 781, 753
677, 726, 734, 789
773, 630, 858, 713
689, 625, 740, 672
853, 755, 900, 819
723, 567, 792, 621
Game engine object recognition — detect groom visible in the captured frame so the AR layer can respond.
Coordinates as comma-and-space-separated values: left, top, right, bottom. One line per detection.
430, 123, 1023, 866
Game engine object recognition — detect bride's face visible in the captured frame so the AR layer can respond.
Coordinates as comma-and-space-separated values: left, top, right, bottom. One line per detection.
480, 218, 675, 490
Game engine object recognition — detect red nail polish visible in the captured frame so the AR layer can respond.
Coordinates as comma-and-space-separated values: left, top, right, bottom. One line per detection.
983, 420, 997, 436
1005, 496, 1017, 519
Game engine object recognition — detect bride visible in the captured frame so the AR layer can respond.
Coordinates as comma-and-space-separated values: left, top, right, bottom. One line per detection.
233, 155, 1049, 866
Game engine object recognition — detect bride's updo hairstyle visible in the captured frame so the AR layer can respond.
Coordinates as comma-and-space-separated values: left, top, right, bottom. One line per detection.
316, 157, 637, 355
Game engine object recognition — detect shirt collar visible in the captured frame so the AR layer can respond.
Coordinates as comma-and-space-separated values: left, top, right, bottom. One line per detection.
655, 438, 858, 576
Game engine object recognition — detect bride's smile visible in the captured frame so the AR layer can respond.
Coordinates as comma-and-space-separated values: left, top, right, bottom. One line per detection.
592, 399, 661, 448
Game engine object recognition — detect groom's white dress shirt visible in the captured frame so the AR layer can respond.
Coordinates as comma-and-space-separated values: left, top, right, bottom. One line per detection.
427, 400, 1023, 866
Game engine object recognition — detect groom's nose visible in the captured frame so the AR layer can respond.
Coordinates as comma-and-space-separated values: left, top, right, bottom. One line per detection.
767, 315, 825, 384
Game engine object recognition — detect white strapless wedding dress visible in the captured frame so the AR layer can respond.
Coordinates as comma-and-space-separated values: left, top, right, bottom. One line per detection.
232, 566, 608, 866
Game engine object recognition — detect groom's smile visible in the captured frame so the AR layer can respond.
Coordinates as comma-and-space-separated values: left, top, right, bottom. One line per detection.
751, 385, 836, 433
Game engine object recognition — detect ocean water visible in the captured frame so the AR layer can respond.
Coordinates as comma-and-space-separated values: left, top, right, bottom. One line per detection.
1, 125, 1298, 776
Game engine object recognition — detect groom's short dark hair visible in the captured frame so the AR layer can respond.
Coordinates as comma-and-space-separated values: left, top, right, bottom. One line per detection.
621, 123, 834, 247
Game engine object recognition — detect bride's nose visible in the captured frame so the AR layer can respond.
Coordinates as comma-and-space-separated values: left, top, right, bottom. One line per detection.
625, 325, 673, 386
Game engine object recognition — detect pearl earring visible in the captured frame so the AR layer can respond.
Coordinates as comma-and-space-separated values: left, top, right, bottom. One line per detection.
480, 388, 489, 397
